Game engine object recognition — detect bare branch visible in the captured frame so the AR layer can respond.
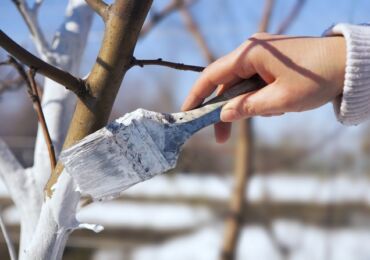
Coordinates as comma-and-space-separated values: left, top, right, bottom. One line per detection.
28, 68, 57, 170
221, 1, 275, 260
258, 0, 275, 32
86, 0, 109, 22
7, 57, 57, 171
11, 0, 49, 56
140, 0, 196, 37
0, 60, 10, 66
31, 0, 43, 13
45, 0, 153, 197
180, 6, 215, 63
0, 30, 88, 97
0, 58, 23, 95
131, 57, 204, 72
0, 209, 16, 260
0, 77, 24, 95
275, 0, 306, 34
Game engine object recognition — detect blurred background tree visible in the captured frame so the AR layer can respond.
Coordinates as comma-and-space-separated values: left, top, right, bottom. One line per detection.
1, 0, 370, 260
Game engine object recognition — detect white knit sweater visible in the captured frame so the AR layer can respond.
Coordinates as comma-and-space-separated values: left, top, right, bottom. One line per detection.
325, 23, 370, 125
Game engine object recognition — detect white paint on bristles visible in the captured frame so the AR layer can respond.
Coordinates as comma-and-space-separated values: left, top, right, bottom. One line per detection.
61, 109, 178, 201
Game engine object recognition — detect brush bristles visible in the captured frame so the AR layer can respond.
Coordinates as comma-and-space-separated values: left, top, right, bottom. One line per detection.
60, 109, 174, 200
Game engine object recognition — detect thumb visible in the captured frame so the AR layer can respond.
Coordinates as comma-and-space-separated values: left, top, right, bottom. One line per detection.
220, 80, 290, 122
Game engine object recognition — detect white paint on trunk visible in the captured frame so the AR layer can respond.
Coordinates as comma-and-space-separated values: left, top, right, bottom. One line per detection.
0, 0, 95, 259
21, 0, 94, 258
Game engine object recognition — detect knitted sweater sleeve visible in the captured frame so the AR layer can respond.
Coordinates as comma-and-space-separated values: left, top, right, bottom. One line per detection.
324, 23, 370, 125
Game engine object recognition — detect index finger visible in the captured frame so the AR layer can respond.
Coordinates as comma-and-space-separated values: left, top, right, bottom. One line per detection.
181, 47, 255, 111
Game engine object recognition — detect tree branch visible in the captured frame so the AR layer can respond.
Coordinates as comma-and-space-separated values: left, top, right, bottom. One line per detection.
86, 0, 109, 22
31, 0, 43, 13
220, 1, 275, 260
28, 68, 57, 170
275, 0, 306, 34
140, 0, 195, 37
7, 57, 57, 171
11, 0, 50, 56
0, 209, 16, 260
0, 77, 24, 95
258, 0, 274, 32
45, 0, 153, 196
0, 30, 87, 97
180, 6, 215, 63
131, 57, 204, 72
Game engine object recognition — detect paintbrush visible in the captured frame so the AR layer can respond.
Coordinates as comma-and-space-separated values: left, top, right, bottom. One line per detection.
59, 75, 265, 201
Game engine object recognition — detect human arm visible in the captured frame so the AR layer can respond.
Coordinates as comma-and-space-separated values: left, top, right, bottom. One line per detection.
182, 33, 346, 142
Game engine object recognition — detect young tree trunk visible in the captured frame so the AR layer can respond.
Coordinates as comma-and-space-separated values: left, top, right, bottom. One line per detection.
22, 1, 152, 259
1, 0, 152, 259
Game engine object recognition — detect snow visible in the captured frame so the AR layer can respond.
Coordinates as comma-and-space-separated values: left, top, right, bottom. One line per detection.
131, 222, 370, 260
125, 173, 370, 204
1, 172, 370, 205
2, 172, 370, 259
76, 202, 213, 229
124, 174, 232, 201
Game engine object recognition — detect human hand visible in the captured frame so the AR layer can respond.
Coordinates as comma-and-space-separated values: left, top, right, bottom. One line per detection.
181, 33, 346, 143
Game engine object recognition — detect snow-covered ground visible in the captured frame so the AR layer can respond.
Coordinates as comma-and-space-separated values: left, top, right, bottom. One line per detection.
1, 172, 370, 205
122, 173, 370, 204
2, 173, 370, 259
93, 221, 370, 260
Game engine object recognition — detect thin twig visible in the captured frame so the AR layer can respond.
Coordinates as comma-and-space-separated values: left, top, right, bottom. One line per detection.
0, 58, 24, 95
0, 209, 16, 260
31, 0, 44, 13
131, 57, 205, 72
86, 0, 109, 22
28, 68, 57, 170
258, 0, 275, 32
275, 0, 306, 34
0, 60, 11, 66
180, 6, 215, 63
140, 0, 196, 37
8, 57, 56, 170
11, 0, 50, 54
0, 30, 87, 97
0, 77, 24, 95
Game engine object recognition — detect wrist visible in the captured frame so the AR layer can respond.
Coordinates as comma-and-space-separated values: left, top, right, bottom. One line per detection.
325, 23, 370, 125
321, 36, 346, 96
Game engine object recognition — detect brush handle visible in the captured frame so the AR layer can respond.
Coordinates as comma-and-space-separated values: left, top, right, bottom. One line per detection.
171, 75, 266, 134
198, 74, 266, 108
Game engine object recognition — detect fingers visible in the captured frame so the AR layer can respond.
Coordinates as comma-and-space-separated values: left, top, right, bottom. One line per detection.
214, 122, 231, 143
181, 47, 256, 111
220, 80, 291, 121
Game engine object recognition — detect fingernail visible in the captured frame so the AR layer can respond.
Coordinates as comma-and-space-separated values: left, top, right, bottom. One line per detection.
221, 109, 241, 122
181, 96, 197, 111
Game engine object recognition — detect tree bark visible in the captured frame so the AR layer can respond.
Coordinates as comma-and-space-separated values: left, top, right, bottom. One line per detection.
45, 0, 153, 195
220, 1, 274, 259
19, 1, 152, 259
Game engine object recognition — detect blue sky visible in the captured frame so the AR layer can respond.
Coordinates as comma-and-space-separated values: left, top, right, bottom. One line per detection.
1, 0, 370, 154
